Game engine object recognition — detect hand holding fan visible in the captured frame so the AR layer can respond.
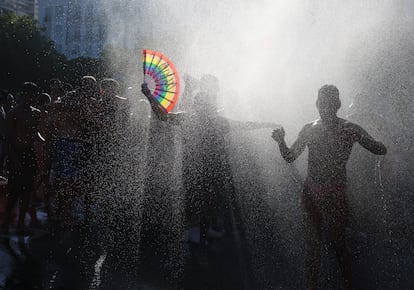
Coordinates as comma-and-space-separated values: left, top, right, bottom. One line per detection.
142, 49, 180, 114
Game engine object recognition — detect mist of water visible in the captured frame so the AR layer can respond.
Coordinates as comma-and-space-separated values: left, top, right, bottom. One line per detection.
93, 0, 414, 288
98, 1, 411, 125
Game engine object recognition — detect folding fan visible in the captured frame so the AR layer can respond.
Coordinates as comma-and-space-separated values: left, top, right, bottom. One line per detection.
142, 49, 180, 113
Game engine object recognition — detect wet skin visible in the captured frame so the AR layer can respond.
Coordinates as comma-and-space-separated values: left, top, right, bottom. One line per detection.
274, 117, 387, 186
272, 94, 386, 290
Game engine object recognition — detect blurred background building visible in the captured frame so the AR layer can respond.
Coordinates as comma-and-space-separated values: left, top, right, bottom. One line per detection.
38, 0, 105, 59
0, 0, 38, 19
37, 0, 142, 59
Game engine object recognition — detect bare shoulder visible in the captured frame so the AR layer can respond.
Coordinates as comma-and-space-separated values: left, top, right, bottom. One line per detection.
340, 118, 364, 132
61, 90, 76, 100
114, 95, 127, 102
305, 119, 321, 131
114, 95, 130, 112
31, 106, 41, 113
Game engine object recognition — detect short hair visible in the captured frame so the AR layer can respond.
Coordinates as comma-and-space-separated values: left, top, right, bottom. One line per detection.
38, 93, 51, 106
22, 82, 39, 96
81, 75, 96, 83
317, 84, 341, 109
50, 78, 62, 86
100, 78, 120, 94
81, 76, 97, 90
62, 82, 73, 93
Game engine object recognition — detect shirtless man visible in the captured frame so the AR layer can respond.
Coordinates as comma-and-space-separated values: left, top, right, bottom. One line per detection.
3, 82, 44, 232
272, 85, 387, 290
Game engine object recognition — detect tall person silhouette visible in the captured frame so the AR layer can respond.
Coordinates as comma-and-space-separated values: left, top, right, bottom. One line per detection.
272, 85, 387, 290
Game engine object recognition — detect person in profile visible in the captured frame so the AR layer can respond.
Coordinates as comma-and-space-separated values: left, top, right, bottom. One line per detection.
272, 85, 387, 290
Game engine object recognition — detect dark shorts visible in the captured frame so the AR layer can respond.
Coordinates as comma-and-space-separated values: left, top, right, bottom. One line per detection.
50, 137, 83, 181
8, 149, 37, 195
302, 183, 349, 227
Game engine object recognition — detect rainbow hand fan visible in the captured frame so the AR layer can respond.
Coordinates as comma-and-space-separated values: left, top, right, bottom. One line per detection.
142, 49, 180, 114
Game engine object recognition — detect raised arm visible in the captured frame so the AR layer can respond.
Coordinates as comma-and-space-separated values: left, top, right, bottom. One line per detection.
353, 124, 387, 155
141, 83, 185, 125
141, 83, 168, 121
272, 125, 308, 163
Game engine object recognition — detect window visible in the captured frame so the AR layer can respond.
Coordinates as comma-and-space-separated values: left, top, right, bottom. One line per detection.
55, 24, 63, 36
86, 4, 94, 19
73, 28, 80, 41
71, 5, 81, 22
43, 7, 52, 22
56, 5, 64, 19
99, 24, 106, 39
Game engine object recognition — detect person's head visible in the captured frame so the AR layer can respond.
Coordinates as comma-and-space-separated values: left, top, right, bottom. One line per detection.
100, 78, 120, 98
80, 76, 97, 96
37, 93, 51, 108
21, 82, 39, 105
62, 82, 74, 94
316, 85, 341, 121
49, 78, 64, 99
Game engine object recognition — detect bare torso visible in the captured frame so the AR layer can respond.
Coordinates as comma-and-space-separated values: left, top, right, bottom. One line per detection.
278, 117, 387, 188
305, 119, 358, 186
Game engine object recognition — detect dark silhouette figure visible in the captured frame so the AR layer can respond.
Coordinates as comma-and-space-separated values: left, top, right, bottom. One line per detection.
142, 74, 276, 288
52, 76, 98, 225
3, 82, 43, 233
272, 85, 387, 290
0, 92, 10, 175
49, 79, 65, 102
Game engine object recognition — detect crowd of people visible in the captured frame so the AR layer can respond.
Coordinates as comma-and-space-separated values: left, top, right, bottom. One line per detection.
0, 76, 129, 232
0, 75, 388, 290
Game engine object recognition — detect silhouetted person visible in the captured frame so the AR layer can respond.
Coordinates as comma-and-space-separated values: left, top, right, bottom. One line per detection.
35, 93, 54, 217
0, 92, 8, 175
142, 74, 276, 287
0, 92, 15, 176
52, 76, 98, 225
3, 82, 44, 233
143, 75, 276, 242
272, 85, 387, 290
98, 78, 129, 143
49, 79, 65, 102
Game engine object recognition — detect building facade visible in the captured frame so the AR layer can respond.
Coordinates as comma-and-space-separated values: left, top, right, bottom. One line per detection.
0, 0, 38, 19
38, 0, 106, 59
38, 0, 147, 59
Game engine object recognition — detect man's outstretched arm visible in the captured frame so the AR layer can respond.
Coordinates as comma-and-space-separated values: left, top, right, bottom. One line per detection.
228, 119, 280, 131
272, 126, 308, 163
354, 125, 387, 155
